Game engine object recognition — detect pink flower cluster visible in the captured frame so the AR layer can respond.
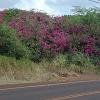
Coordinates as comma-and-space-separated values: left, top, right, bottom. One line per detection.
8, 11, 54, 39
84, 36, 96, 56
41, 29, 70, 55
66, 25, 85, 34
0, 11, 6, 24
9, 13, 35, 38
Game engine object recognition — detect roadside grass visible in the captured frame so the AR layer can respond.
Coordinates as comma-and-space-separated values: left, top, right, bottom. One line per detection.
0, 55, 60, 82
0, 55, 99, 83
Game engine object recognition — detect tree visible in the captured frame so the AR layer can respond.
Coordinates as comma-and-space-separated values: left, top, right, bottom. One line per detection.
89, 0, 100, 4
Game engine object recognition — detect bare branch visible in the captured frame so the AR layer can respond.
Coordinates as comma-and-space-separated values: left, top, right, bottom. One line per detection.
89, 0, 100, 3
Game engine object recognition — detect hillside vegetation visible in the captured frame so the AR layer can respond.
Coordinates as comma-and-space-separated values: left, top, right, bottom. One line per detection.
0, 7, 100, 81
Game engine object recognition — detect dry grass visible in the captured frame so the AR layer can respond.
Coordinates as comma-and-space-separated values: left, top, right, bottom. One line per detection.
0, 55, 98, 84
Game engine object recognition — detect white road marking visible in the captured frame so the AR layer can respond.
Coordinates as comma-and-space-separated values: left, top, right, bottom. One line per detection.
0, 80, 100, 91
50, 90, 100, 100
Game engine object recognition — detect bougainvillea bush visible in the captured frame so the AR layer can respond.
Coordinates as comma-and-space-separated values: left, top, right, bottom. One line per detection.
40, 29, 70, 58
0, 7, 99, 66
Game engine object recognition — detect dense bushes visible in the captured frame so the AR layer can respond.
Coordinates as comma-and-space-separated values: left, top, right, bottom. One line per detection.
0, 7, 100, 67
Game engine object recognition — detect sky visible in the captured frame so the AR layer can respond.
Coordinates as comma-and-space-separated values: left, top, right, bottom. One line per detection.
0, 0, 100, 15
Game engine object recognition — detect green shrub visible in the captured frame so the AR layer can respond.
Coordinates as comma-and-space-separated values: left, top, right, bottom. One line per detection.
30, 43, 43, 62
4, 9, 20, 22
23, 35, 43, 62
65, 52, 93, 67
52, 54, 66, 67
0, 24, 31, 59
90, 56, 100, 66
73, 6, 100, 36
65, 53, 73, 65
72, 52, 93, 67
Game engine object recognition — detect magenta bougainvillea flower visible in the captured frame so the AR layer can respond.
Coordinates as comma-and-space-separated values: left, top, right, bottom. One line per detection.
40, 29, 70, 56
0, 11, 6, 24
84, 36, 96, 56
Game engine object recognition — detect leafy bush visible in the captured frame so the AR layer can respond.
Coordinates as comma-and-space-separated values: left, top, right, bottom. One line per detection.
30, 43, 43, 62
4, 9, 20, 22
72, 53, 93, 67
91, 56, 100, 66
73, 6, 100, 36
52, 54, 66, 67
0, 24, 31, 59
65, 52, 93, 67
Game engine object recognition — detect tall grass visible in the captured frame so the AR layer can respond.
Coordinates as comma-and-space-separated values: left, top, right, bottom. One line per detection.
0, 55, 61, 82
0, 54, 99, 82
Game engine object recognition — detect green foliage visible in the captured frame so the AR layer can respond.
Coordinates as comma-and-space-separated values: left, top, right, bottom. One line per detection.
64, 15, 82, 27
52, 54, 66, 67
0, 55, 16, 67
72, 6, 87, 15
0, 24, 31, 59
24, 36, 43, 62
72, 6, 100, 35
72, 6, 100, 16
65, 52, 93, 67
51, 53, 94, 69
4, 9, 20, 22
30, 43, 43, 62
72, 53, 92, 67
90, 56, 100, 65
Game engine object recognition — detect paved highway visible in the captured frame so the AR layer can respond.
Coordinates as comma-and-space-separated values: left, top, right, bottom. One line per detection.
0, 80, 100, 100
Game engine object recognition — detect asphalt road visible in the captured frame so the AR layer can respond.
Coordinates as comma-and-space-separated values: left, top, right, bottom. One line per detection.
0, 80, 100, 100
